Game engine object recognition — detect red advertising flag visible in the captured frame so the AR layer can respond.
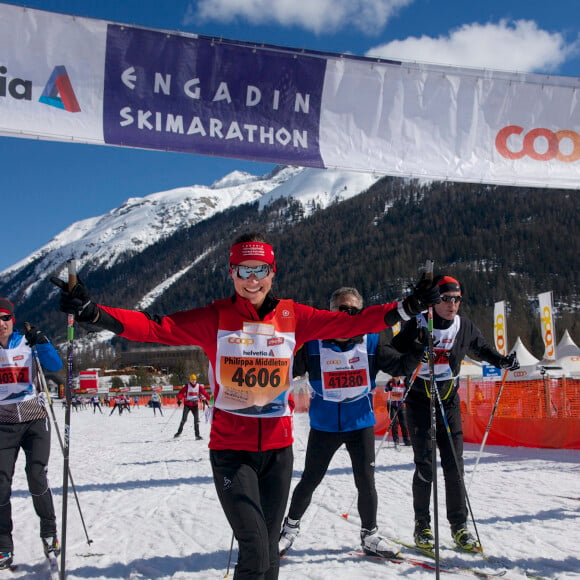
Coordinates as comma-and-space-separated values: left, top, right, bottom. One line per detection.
79, 370, 99, 391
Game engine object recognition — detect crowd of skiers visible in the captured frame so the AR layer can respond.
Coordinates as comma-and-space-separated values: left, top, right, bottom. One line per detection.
1, 231, 521, 579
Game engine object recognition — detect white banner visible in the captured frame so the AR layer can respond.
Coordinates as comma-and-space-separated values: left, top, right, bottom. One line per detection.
0, 3, 579, 189
493, 301, 508, 356
538, 291, 556, 360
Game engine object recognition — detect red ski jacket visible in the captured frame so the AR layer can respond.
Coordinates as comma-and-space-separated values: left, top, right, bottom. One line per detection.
177, 383, 210, 407
100, 294, 397, 452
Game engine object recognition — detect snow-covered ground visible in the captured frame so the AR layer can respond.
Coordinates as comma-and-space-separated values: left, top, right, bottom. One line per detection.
8, 404, 579, 579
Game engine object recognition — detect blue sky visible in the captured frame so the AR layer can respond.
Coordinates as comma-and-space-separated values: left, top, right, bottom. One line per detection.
0, 0, 578, 272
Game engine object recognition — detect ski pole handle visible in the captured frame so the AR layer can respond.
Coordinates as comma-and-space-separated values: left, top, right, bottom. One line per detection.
67, 259, 77, 292
425, 259, 434, 331
425, 259, 434, 281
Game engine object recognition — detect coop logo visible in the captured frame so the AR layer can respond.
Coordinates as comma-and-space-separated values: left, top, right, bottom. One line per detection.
540, 306, 555, 359
494, 313, 506, 355
39, 66, 81, 112
495, 126, 579, 162
228, 337, 254, 345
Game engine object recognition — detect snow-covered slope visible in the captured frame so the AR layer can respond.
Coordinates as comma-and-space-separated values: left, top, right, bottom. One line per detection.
0, 165, 383, 299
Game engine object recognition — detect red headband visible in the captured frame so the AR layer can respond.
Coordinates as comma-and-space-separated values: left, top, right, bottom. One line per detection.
437, 276, 461, 294
229, 242, 276, 271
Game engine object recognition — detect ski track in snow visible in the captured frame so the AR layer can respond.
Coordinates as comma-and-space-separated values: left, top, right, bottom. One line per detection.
7, 407, 579, 579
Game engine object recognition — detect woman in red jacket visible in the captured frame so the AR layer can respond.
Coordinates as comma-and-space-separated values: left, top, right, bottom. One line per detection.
53, 232, 439, 580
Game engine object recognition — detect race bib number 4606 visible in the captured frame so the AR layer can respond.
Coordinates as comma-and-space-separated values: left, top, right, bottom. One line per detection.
219, 356, 291, 408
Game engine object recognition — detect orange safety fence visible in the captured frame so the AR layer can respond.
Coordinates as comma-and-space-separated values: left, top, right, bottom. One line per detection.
373, 390, 393, 438
458, 377, 580, 449
373, 378, 580, 449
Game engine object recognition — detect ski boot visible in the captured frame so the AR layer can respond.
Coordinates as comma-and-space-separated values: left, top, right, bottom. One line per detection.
361, 527, 400, 559
0, 552, 13, 570
42, 536, 61, 558
414, 520, 435, 551
451, 524, 482, 552
279, 517, 300, 556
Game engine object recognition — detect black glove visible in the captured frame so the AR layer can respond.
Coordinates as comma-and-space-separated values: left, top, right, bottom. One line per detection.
50, 276, 100, 323
499, 352, 520, 371
411, 327, 428, 353
403, 274, 441, 316
24, 325, 49, 346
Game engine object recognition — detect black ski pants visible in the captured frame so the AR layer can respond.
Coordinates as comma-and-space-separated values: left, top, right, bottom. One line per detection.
287, 426, 378, 531
389, 402, 410, 443
210, 446, 293, 580
0, 418, 57, 551
405, 391, 467, 528
175, 405, 200, 437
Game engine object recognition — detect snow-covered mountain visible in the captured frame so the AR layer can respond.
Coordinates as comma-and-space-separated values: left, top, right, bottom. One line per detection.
0, 165, 383, 300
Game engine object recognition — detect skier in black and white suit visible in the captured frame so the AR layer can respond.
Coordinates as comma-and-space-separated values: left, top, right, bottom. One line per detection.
391, 275, 519, 553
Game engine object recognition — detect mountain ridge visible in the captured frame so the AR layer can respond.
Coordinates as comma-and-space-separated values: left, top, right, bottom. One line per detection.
0, 167, 577, 361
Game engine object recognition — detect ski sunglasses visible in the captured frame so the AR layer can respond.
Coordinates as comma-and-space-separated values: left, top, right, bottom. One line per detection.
231, 264, 272, 280
337, 305, 361, 316
440, 295, 462, 304
0, 314, 13, 322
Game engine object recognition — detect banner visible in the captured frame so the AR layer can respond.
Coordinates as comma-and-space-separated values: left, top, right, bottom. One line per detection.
493, 301, 508, 356
79, 370, 99, 391
538, 291, 556, 360
1, 3, 579, 188
482, 364, 502, 378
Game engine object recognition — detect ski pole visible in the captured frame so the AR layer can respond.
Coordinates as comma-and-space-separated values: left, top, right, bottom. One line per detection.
25, 323, 93, 547
161, 403, 180, 432
467, 369, 509, 491
224, 532, 235, 578
424, 259, 441, 579
60, 258, 77, 580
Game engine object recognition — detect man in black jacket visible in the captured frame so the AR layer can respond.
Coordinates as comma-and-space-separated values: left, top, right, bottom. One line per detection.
391, 275, 519, 553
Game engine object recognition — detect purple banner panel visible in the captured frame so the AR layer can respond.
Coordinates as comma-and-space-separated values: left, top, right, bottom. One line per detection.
103, 25, 325, 167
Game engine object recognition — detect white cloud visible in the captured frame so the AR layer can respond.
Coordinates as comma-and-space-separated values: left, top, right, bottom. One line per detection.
189, 0, 413, 35
365, 20, 577, 73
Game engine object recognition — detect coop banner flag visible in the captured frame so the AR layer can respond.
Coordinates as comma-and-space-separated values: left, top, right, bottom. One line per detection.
493, 301, 508, 356
538, 291, 556, 361
1, 3, 579, 189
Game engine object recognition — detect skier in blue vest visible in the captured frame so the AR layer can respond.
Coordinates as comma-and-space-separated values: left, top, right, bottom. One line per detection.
0, 298, 63, 570
279, 287, 426, 559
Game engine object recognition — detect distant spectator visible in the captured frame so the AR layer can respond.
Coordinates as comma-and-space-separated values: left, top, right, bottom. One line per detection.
174, 374, 209, 440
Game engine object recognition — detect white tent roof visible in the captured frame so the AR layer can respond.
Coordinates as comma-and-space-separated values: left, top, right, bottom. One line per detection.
552, 331, 580, 377
506, 337, 543, 381
556, 330, 580, 359
510, 337, 540, 366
